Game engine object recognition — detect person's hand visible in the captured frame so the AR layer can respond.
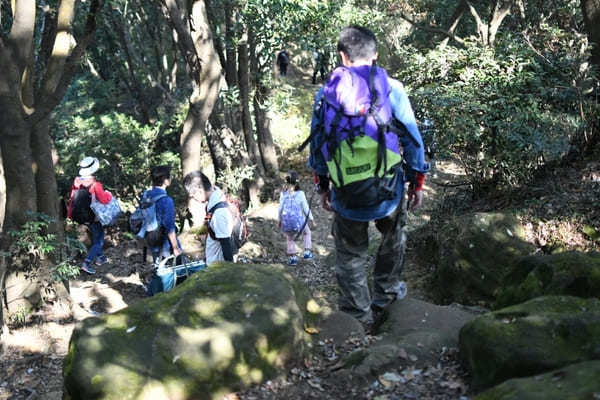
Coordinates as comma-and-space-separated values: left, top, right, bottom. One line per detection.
173, 247, 183, 257
311, 220, 317, 229
320, 191, 333, 212
407, 187, 424, 211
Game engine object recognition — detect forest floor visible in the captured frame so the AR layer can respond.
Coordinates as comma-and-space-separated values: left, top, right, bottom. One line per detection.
1, 67, 599, 400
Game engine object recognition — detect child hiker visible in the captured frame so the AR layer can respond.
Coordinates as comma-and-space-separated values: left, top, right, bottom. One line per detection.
278, 170, 316, 265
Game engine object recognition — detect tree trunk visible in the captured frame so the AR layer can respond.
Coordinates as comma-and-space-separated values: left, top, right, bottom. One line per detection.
163, 0, 222, 176
108, 9, 152, 124
439, 0, 468, 49
248, 28, 279, 177
0, 145, 5, 232
582, 0, 600, 68
237, 31, 264, 205
31, 117, 63, 238
0, 0, 103, 316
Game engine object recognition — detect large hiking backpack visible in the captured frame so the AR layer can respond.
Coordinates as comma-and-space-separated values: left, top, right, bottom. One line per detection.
304, 64, 406, 209
205, 196, 248, 254
71, 187, 95, 224
280, 192, 304, 233
129, 192, 167, 247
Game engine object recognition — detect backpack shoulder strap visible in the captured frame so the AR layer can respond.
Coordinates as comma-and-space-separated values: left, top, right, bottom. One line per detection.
208, 201, 228, 215
151, 193, 168, 204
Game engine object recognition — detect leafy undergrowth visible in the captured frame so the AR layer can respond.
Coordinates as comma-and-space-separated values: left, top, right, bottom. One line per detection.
2, 70, 599, 400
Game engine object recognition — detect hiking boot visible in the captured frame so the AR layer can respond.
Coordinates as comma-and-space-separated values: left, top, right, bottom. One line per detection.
95, 256, 108, 266
81, 262, 96, 275
288, 255, 298, 266
303, 250, 314, 259
369, 304, 390, 334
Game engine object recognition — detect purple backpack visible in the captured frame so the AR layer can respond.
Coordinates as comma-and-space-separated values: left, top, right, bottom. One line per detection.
280, 192, 304, 233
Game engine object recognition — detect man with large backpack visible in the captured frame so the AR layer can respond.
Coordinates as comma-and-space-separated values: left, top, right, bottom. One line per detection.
183, 171, 246, 265
306, 26, 429, 332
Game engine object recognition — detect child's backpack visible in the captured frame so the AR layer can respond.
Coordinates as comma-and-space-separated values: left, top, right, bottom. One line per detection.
129, 192, 167, 247
205, 196, 248, 254
280, 192, 304, 233
301, 64, 408, 209
71, 187, 95, 224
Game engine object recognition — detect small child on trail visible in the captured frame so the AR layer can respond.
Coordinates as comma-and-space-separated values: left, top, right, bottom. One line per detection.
278, 170, 316, 266
67, 156, 112, 275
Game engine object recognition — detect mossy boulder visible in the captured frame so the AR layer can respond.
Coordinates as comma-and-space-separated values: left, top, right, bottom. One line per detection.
474, 360, 600, 400
63, 262, 315, 400
459, 296, 600, 391
495, 251, 600, 308
425, 212, 535, 306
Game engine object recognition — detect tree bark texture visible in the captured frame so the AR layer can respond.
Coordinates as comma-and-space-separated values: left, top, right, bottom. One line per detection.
0, 0, 103, 313
582, 0, 600, 68
248, 27, 279, 177
163, 0, 222, 176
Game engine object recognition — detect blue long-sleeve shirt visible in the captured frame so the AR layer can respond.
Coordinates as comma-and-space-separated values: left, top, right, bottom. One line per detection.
145, 187, 177, 234
308, 75, 429, 221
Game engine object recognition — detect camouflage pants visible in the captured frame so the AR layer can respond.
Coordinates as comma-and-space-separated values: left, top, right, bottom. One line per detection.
332, 198, 407, 324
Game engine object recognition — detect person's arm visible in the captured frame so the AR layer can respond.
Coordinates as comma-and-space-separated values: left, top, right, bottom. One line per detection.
218, 237, 234, 261
389, 79, 428, 210
212, 208, 234, 261
167, 230, 182, 256
90, 181, 113, 204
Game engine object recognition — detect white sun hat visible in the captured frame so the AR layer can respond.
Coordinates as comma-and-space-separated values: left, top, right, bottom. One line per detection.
78, 156, 100, 176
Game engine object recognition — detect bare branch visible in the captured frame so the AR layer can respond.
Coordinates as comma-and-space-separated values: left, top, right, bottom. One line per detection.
31, 0, 103, 124
397, 12, 466, 47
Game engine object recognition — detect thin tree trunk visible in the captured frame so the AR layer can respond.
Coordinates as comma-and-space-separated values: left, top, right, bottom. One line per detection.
439, 0, 467, 49
582, 0, 600, 68
31, 117, 62, 238
163, 0, 222, 176
248, 28, 279, 177
109, 10, 152, 124
238, 31, 264, 205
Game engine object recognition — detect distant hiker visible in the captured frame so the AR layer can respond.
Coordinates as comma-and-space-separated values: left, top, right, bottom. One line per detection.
305, 26, 429, 331
67, 156, 112, 275
183, 171, 235, 266
142, 165, 182, 264
276, 50, 290, 76
278, 170, 315, 266
312, 50, 329, 84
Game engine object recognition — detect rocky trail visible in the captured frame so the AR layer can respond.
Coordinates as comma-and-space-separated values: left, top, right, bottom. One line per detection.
0, 158, 479, 400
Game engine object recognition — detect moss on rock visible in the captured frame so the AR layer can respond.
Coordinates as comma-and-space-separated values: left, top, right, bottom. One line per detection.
495, 251, 600, 308
474, 360, 600, 400
459, 296, 600, 391
63, 262, 314, 400
425, 212, 535, 306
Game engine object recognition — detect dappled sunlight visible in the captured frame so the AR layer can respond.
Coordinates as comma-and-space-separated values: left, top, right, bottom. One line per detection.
192, 298, 224, 317
176, 324, 241, 364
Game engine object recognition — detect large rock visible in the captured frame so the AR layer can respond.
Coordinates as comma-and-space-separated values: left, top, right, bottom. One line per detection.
422, 212, 535, 306
63, 263, 314, 400
459, 296, 600, 391
474, 360, 600, 400
495, 251, 600, 308
339, 298, 478, 376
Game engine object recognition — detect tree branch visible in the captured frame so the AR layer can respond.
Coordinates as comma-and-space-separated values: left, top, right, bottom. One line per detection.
7, 0, 36, 75
31, 0, 104, 125
397, 12, 466, 47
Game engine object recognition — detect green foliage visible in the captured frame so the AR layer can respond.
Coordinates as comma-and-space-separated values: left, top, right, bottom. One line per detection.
7, 213, 83, 283
393, 28, 594, 195
217, 165, 256, 195
53, 108, 183, 203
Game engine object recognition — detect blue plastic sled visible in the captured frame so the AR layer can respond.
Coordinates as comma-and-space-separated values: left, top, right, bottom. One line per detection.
147, 254, 206, 296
